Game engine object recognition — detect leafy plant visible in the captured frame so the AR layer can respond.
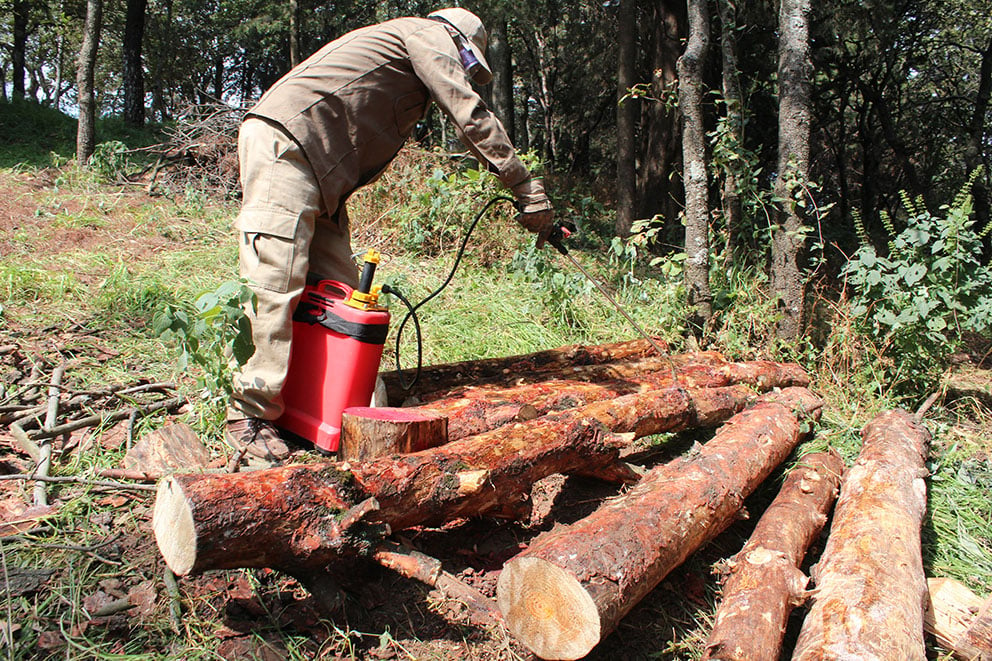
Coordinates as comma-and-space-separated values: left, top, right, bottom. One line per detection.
153, 280, 257, 403
87, 140, 130, 182
843, 169, 992, 392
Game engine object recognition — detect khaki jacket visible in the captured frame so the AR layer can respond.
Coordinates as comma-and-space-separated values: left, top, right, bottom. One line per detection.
248, 17, 530, 216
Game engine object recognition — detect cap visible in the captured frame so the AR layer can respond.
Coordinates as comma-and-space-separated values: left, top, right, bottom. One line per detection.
427, 7, 493, 85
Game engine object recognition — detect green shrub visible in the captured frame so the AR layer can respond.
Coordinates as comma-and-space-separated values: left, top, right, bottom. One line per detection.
844, 169, 992, 392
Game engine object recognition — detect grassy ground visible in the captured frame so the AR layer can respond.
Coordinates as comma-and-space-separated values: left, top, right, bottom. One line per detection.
1, 102, 991, 659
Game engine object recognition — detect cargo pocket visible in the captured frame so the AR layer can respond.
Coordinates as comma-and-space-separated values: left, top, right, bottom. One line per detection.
234, 210, 300, 293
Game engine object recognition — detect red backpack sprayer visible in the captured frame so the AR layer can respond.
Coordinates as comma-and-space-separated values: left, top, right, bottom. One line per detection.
276, 197, 669, 455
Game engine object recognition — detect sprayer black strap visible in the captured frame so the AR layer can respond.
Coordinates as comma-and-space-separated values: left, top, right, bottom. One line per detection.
294, 301, 388, 345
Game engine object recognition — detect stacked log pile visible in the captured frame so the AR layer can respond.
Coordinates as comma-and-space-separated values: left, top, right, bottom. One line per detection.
150, 339, 948, 659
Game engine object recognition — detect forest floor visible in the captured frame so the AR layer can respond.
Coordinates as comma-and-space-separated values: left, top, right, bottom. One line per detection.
2, 167, 991, 660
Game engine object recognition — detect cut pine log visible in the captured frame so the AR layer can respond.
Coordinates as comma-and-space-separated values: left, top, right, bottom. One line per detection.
340, 407, 447, 461
792, 409, 931, 660
380, 337, 664, 403
702, 450, 845, 661
925, 577, 992, 661
153, 385, 756, 576
417, 355, 810, 441
495, 387, 823, 660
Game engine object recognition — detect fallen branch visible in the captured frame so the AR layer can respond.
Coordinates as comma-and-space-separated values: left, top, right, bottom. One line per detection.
27, 396, 185, 442
0, 474, 157, 492
34, 364, 65, 507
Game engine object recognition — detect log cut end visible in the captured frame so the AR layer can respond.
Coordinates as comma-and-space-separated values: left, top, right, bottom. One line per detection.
497, 556, 600, 660
152, 477, 198, 576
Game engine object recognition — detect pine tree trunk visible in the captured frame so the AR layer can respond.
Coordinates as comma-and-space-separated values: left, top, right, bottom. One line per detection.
153, 385, 756, 576
771, 0, 812, 340
489, 17, 514, 143
76, 0, 103, 164
12, 0, 28, 99
496, 388, 823, 660
792, 410, 931, 660
615, 0, 637, 237
717, 0, 746, 264
702, 451, 845, 661
122, 0, 147, 127
678, 0, 712, 334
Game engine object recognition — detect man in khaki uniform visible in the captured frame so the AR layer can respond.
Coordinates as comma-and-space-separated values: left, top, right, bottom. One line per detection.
227, 8, 554, 460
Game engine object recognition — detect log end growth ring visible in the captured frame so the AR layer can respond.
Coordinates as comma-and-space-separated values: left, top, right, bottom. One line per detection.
497, 556, 600, 660
152, 477, 197, 576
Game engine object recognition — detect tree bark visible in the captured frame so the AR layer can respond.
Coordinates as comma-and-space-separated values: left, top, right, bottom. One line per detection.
153, 385, 756, 576
496, 388, 823, 660
771, 0, 812, 340
717, 0, 746, 265
12, 0, 28, 100
639, 0, 685, 227
418, 354, 810, 441
122, 0, 147, 127
340, 407, 447, 461
678, 0, 713, 334
380, 337, 663, 404
702, 450, 845, 661
615, 0, 638, 237
488, 17, 514, 143
792, 409, 931, 660
289, 0, 300, 67
76, 0, 103, 164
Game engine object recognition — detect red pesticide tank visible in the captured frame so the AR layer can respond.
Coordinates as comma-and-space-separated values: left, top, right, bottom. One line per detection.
276, 280, 390, 454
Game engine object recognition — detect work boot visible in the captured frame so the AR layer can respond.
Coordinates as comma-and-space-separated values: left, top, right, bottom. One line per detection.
224, 418, 290, 462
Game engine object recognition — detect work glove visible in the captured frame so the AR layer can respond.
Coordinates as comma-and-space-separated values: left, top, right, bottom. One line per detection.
512, 177, 555, 248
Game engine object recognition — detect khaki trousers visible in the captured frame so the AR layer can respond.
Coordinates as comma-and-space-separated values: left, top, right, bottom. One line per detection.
228, 117, 358, 421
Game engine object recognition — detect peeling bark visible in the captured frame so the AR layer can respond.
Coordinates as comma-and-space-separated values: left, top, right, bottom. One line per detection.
153, 385, 756, 577
380, 337, 663, 404
792, 409, 931, 660
419, 354, 809, 441
703, 451, 845, 661
496, 388, 823, 660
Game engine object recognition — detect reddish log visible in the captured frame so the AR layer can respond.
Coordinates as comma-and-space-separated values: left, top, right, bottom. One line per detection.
792, 409, 931, 660
418, 355, 810, 441
495, 388, 824, 660
340, 407, 447, 461
702, 450, 845, 661
153, 385, 756, 576
380, 337, 665, 403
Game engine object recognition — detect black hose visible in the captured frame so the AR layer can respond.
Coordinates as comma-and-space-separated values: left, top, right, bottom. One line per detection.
385, 195, 516, 391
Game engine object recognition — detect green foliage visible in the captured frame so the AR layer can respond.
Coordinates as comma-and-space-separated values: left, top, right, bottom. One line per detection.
87, 140, 131, 181
153, 280, 257, 404
843, 170, 992, 392
96, 261, 178, 327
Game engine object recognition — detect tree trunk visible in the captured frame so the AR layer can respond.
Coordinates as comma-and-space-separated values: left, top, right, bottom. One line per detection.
489, 17, 514, 143
153, 385, 757, 576
770, 0, 812, 341
639, 0, 685, 228
792, 409, 931, 660
702, 450, 845, 661
380, 337, 662, 404
122, 0, 147, 127
717, 0, 745, 265
968, 37, 992, 257
76, 0, 103, 164
12, 0, 28, 99
615, 0, 637, 237
289, 0, 300, 67
418, 354, 810, 441
496, 388, 823, 660
678, 0, 712, 335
